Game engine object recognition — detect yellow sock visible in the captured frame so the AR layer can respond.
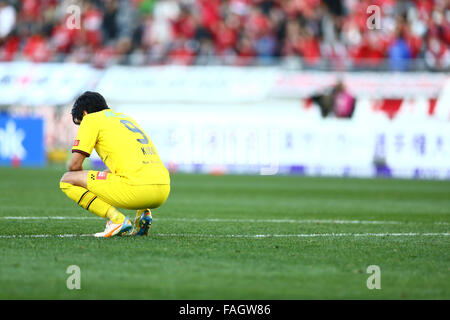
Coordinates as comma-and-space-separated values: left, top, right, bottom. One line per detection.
106, 207, 125, 224
60, 182, 111, 218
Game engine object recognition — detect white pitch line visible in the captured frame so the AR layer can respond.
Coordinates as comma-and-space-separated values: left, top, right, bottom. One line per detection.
154, 232, 450, 238
157, 217, 404, 225
0, 216, 98, 220
0, 232, 448, 239
0, 234, 93, 239
1, 216, 448, 225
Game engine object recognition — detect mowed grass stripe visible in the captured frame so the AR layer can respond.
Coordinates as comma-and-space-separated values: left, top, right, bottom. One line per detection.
0, 232, 449, 239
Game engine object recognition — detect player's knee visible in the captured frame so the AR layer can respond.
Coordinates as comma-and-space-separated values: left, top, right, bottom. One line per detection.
60, 172, 74, 186
60, 171, 88, 189
60, 182, 71, 193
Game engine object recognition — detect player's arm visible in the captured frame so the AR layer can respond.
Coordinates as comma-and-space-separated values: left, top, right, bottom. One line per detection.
68, 152, 86, 171
61, 114, 98, 188
70, 114, 98, 171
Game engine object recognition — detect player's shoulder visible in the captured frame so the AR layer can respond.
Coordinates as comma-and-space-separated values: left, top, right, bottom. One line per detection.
94, 110, 111, 118
84, 109, 125, 121
83, 110, 104, 122
101, 109, 130, 120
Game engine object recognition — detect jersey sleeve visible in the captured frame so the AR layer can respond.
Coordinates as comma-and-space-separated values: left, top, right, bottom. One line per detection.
72, 115, 98, 157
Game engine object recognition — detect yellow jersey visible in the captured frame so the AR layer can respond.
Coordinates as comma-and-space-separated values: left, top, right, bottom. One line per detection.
72, 109, 170, 185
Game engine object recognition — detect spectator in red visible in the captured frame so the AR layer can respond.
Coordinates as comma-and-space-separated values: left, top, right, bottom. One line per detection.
0, 35, 19, 61
167, 38, 196, 65
212, 20, 238, 54
20, 0, 41, 22
282, 19, 303, 57
171, 5, 196, 40
349, 32, 386, 68
23, 27, 52, 62
51, 20, 78, 54
0, 0, 447, 71
298, 27, 321, 66
82, 0, 103, 47
235, 32, 256, 65
197, 0, 220, 31
425, 35, 450, 70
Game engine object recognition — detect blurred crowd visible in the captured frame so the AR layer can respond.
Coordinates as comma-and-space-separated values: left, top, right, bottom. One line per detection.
0, 0, 449, 70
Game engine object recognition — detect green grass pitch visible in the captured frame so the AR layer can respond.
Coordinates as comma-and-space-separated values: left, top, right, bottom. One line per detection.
0, 167, 449, 299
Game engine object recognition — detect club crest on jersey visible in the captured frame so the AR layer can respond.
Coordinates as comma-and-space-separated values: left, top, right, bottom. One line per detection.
96, 172, 108, 180
73, 140, 80, 146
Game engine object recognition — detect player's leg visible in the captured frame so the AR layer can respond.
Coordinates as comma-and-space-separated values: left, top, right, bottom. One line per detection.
84, 173, 170, 236
130, 185, 170, 236
132, 209, 152, 236
59, 171, 131, 236
60, 171, 111, 219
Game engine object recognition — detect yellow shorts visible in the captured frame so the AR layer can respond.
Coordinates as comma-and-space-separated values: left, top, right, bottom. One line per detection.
86, 170, 170, 210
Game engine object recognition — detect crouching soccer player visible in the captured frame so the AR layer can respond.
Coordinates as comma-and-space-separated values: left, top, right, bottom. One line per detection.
60, 91, 170, 237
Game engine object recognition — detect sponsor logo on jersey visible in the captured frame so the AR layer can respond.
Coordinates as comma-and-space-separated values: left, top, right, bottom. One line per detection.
96, 172, 108, 180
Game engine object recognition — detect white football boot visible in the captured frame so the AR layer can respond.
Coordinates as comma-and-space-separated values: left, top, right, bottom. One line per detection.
94, 217, 132, 238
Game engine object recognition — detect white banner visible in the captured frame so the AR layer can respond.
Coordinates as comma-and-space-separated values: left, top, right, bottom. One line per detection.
1, 64, 447, 105
272, 72, 448, 99
96, 65, 278, 104
96, 66, 448, 103
375, 120, 450, 178
116, 104, 450, 179
0, 62, 100, 106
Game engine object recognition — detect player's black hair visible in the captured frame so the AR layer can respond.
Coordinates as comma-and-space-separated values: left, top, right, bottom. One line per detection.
71, 91, 110, 125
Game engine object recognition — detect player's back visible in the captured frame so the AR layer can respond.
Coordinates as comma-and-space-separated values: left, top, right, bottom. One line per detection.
83, 109, 170, 185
